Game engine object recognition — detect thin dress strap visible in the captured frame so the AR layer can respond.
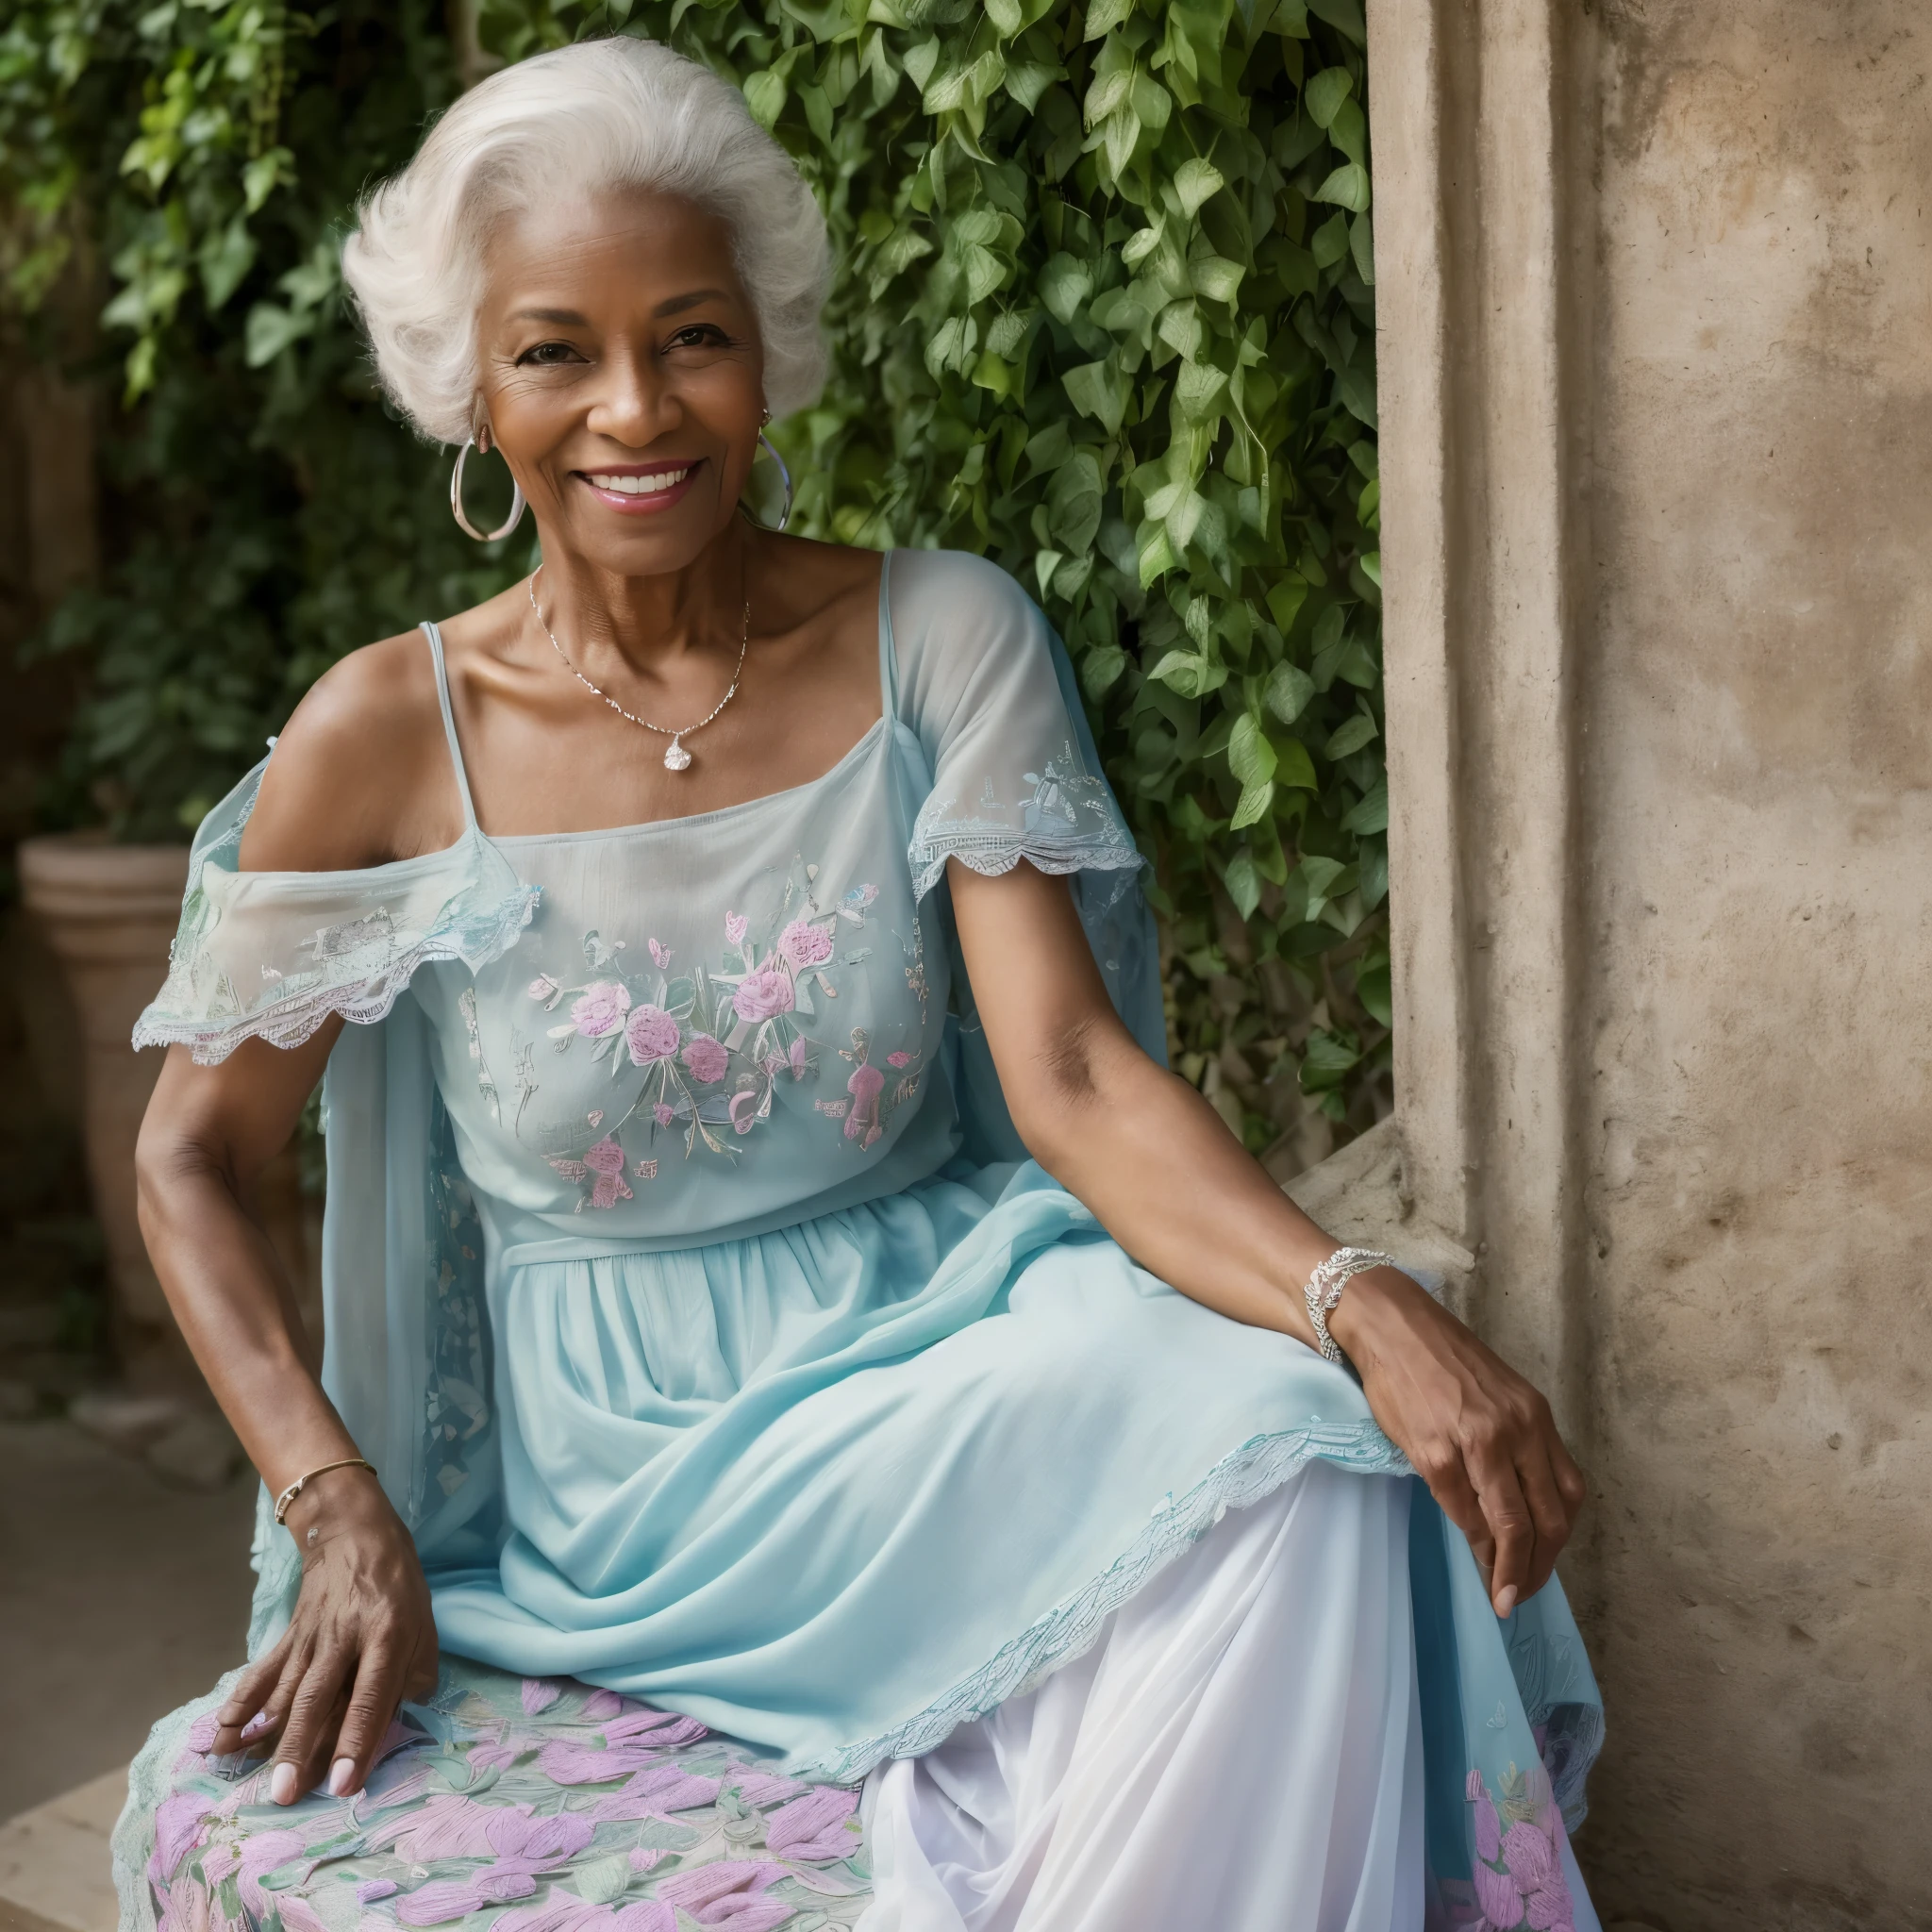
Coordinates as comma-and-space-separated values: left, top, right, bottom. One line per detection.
875, 550, 900, 722
419, 621, 478, 830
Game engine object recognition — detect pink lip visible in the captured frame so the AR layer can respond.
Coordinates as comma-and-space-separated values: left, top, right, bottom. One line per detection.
575, 460, 704, 515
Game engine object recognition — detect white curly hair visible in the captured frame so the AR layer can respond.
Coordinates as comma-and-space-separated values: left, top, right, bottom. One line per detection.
341, 37, 830, 445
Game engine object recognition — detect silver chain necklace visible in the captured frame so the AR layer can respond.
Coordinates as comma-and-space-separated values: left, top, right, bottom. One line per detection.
528, 569, 749, 773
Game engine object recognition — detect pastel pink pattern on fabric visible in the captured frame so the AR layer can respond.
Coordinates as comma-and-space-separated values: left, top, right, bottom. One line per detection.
728, 1091, 763, 1136
732, 966, 795, 1023
845, 1062, 885, 1144
886, 1051, 911, 1068
654, 1102, 675, 1126
648, 938, 671, 969
625, 1004, 681, 1066
570, 982, 630, 1040
583, 1138, 632, 1210
724, 912, 749, 946
763, 1785, 859, 1862
527, 974, 559, 1001
683, 1035, 728, 1084
778, 919, 833, 972
788, 1037, 808, 1077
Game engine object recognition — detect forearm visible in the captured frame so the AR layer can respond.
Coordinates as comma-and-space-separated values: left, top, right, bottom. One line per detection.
137, 1138, 358, 1496
1024, 1029, 1344, 1349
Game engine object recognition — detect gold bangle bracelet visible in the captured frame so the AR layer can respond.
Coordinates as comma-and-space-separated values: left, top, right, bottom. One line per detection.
273, 1457, 378, 1525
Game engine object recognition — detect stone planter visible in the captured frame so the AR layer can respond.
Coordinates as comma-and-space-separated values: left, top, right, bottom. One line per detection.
17, 833, 192, 1390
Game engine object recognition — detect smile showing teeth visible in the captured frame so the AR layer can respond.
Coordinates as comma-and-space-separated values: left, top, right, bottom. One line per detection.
593, 467, 691, 495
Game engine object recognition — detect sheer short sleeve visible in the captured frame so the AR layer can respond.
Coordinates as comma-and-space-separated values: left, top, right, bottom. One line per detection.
132, 757, 539, 1065
890, 551, 1143, 901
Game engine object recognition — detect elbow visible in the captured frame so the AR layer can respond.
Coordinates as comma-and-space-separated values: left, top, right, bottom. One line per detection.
1004, 1014, 1112, 1174
134, 1088, 229, 1239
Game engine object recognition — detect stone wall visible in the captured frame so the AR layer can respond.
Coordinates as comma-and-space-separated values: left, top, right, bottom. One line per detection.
1366, 0, 1932, 1924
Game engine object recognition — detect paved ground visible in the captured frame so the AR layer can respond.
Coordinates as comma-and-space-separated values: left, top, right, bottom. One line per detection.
0, 1419, 256, 1824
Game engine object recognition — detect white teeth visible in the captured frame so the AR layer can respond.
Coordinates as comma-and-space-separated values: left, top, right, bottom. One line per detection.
599, 468, 690, 495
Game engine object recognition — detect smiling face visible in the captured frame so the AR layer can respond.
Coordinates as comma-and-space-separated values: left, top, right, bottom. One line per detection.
475, 188, 767, 578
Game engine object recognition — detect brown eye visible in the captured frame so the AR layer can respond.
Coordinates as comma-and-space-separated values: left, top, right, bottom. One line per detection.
517, 340, 582, 367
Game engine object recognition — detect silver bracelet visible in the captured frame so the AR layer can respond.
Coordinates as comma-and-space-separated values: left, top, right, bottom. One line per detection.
1303, 1247, 1398, 1363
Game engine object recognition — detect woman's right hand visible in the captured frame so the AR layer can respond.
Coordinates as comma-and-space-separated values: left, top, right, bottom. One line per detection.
211, 1467, 439, 1802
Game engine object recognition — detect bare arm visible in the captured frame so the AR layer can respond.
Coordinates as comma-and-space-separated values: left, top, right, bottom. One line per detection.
948, 858, 1587, 1615
134, 640, 455, 1801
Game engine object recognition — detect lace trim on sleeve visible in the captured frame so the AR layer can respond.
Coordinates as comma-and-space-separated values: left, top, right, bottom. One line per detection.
908, 743, 1144, 903
132, 827, 540, 1066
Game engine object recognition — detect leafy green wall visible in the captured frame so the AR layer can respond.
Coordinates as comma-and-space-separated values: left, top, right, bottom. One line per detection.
1, 0, 1388, 1153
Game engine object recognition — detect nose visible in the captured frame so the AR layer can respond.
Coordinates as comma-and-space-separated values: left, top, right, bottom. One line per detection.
584, 340, 679, 449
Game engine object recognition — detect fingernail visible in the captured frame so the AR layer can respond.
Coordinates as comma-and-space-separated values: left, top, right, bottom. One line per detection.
328, 1757, 356, 1797
271, 1762, 297, 1805
1495, 1585, 1519, 1619
240, 1712, 273, 1740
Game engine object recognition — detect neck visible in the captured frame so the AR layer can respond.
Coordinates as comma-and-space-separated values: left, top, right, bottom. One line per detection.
531, 520, 755, 682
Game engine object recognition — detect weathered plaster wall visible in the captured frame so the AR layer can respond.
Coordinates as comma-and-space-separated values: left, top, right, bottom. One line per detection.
1579, 4, 1932, 1923
1366, 0, 1932, 1924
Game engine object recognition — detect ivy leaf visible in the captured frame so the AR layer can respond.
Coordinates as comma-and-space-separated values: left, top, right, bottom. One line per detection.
1082, 644, 1127, 698
1227, 713, 1277, 788
1324, 711, 1379, 758
1230, 780, 1275, 830
742, 68, 787, 128
1085, 0, 1136, 39
1172, 157, 1224, 218
1048, 451, 1104, 553
1264, 661, 1315, 724
1189, 254, 1244, 303
1314, 162, 1372, 213
1355, 953, 1392, 1024
1038, 252, 1093, 324
1148, 649, 1225, 699
1304, 67, 1354, 128
1307, 0, 1368, 42
198, 215, 255, 313
1224, 851, 1262, 919
243, 302, 311, 368
1274, 736, 1319, 790
1334, 361, 1377, 426
1342, 777, 1389, 834
1063, 358, 1128, 433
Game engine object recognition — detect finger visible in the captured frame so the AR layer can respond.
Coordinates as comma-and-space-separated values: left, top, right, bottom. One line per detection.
272, 1647, 352, 1806
1550, 1431, 1590, 1514
1515, 1440, 1575, 1601
327, 1641, 408, 1797
1466, 1441, 1535, 1617
212, 1640, 293, 1753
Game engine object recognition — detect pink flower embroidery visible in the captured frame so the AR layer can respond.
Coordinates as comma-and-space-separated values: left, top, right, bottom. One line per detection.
571, 981, 630, 1039
732, 965, 796, 1023
728, 1091, 762, 1136
1473, 1858, 1525, 1930
525, 974, 558, 1002
683, 1035, 728, 1084
625, 1003, 681, 1066
583, 1139, 633, 1210
779, 919, 834, 971
724, 911, 748, 946
790, 1036, 809, 1078
887, 1050, 912, 1068
654, 1102, 675, 1127
648, 938, 671, 969
845, 1061, 885, 1145
1469, 1768, 1502, 1863
1500, 1821, 1555, 1893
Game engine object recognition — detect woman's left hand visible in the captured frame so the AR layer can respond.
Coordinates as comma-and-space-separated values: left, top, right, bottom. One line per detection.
1328, 1267, 1590, 1614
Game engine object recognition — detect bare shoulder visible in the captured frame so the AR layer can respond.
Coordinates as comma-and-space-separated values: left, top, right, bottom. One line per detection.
238, 629, 458, 874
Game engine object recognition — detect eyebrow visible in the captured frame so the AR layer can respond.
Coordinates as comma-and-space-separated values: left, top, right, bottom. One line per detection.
508, 289, 734, 327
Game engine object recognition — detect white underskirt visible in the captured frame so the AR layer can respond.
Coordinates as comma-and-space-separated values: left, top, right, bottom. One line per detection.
858, 1461, 1425, 1932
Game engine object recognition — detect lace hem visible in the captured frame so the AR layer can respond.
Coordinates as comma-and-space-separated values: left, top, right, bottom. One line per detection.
132, 885, 540, 1066
790, 1418, 1410, 1785
908, 821, 1144, 904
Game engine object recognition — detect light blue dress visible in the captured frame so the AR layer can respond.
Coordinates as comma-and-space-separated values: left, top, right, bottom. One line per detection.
125, 551, 1602, 1930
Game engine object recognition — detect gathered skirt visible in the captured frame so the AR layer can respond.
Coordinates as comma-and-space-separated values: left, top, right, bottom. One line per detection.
117, 1162, 1605, 1932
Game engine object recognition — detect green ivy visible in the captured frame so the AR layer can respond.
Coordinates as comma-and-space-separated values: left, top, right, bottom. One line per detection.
1, 0, 1390, 1155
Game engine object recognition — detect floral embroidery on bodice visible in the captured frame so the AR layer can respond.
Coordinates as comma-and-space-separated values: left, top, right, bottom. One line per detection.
134, 549, 1151, 1262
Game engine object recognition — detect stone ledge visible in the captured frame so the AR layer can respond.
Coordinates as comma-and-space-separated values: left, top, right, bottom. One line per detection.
0, 1769, 125, 1932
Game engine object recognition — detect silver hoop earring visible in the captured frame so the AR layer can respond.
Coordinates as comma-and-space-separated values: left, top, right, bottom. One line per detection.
451, 438, 526, 542
756, 431, 792, 533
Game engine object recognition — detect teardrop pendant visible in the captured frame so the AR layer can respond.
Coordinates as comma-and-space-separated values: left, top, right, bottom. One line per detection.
662, 735, 693, 773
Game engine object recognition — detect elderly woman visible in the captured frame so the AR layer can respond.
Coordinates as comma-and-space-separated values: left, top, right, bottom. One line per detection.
123, 36, 1603, 1932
